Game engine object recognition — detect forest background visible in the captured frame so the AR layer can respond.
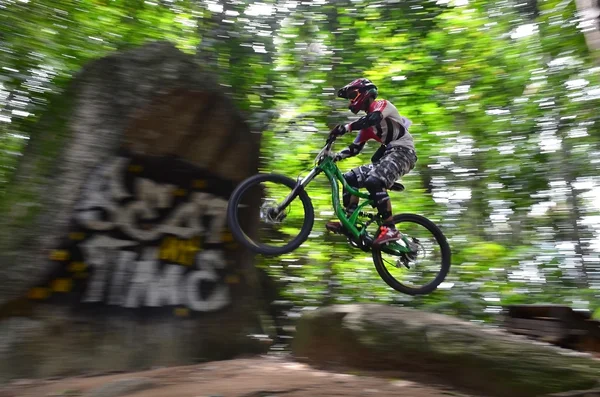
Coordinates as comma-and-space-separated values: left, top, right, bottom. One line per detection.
2, 0, 600, 324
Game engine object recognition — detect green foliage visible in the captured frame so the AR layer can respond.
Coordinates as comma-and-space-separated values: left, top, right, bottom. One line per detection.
1, 0, 600, 323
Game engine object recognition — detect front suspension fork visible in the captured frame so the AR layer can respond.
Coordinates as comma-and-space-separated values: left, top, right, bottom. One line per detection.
275, 168, 321, 213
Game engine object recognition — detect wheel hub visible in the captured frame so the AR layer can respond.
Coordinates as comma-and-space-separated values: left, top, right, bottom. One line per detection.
402, 238, 424, 264
260, 201, 287, 224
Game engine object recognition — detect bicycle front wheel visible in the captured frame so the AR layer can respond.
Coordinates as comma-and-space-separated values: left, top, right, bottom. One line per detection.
372, 214, 451, 295
227, 173, 314, 256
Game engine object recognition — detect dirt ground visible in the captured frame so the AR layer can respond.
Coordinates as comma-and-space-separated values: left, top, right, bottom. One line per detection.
0, 355, 480, 397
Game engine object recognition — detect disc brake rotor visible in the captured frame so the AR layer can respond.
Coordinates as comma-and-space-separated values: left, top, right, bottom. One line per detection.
260, 200, 288, 224
392, 237, 425, 269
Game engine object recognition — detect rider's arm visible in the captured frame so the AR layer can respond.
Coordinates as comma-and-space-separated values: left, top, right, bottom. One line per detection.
334, 101, 389, 161
334, 136, 366, 161
345, 111, 383, 132
344, 100, 387, 132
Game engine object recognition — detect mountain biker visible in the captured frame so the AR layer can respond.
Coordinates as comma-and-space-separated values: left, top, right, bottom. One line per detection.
325, 78, 418, 247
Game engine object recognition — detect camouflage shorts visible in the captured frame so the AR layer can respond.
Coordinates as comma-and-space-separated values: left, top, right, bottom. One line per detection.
349, 147, 417, 189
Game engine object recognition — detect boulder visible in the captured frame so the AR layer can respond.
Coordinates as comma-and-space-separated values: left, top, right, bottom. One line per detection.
291, 304, 600, 397
0, 41, 271, 381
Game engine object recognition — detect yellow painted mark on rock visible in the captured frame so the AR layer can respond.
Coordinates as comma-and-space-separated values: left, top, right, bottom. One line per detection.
74, 272, 89, 279
159, 236, 201, 266
174, 307, 190, 317
193, 179, 207, 189
50, 250, 70, 261
221, 232, 234, 242
68, 262, 87, 272
128, 164, 143, 173
69, 232, 85, 240
173, 188, 187, 197
52, 278, 72, 293
28, 288, 50, 300
225, 275, 240, 284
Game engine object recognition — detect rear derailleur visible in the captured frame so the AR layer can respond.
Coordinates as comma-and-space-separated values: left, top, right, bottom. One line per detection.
396, 237, 421, 269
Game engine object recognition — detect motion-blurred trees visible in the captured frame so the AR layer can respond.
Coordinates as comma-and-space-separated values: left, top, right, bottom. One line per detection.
1, 0, 599, 321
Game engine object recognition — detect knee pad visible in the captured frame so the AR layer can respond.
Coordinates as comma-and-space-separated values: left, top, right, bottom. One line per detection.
344, 171, 359, 188
342, 171, 359, 207
364, 176, 391, 218
364, 176, 386, 196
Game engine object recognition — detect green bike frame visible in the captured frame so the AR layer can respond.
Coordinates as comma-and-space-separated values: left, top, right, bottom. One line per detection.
276, 151, 410, 255
318, 156, 373, 239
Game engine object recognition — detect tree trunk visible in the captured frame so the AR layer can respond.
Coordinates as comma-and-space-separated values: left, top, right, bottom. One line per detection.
575, 0, 600, 62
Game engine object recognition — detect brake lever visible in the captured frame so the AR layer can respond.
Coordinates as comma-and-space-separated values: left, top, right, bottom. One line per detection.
315, 135, 336, 165
326, 134, 337, 147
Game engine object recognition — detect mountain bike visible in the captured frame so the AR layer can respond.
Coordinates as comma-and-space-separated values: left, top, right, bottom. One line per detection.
226, 135, 451, 295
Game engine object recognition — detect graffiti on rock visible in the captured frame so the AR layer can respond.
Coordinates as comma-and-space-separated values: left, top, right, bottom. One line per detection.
29, 152, 242, 316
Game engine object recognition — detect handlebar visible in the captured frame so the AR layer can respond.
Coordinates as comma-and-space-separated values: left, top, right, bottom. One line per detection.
325, 133, 338, 148
315, 134, 338, 165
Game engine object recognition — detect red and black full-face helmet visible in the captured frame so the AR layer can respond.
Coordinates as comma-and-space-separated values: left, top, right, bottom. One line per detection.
337, 78, 378, 114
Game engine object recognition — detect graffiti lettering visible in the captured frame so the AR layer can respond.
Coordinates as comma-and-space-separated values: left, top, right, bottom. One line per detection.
39, 155, 237, 314
81, 236, 137, 303
121, 248, 228, 310
74, 158, 229, 243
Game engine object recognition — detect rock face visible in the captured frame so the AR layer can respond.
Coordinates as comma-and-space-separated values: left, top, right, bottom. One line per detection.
0, 41, 270, 381
291, 304, 600, 397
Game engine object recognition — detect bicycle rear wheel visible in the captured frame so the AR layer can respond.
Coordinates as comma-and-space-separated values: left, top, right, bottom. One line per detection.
227, 173, 314, 256
372, 214, 451, 295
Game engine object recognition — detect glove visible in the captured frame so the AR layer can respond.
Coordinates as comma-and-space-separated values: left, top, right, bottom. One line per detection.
329, 124, 347, 138
332, 153, 343, 162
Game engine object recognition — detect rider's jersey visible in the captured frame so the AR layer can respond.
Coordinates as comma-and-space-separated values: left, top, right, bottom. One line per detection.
337, 99, 415, 160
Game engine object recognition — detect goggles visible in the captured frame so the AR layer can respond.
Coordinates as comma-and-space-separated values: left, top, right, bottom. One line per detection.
347, 89, 361, 100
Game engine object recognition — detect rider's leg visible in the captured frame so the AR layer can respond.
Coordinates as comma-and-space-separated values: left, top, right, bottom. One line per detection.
367, 147, 417, 246
364, 176, 393, 224
342, 170, 360, 213
365, 175, 403, 246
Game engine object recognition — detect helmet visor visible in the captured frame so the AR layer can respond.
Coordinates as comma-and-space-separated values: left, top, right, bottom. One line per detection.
347, 89, 361, 100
